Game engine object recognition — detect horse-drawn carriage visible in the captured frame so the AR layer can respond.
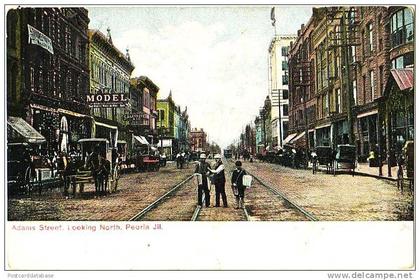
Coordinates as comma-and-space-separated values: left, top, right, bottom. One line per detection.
72, 138, 120, 195
311, 146, 334, 174
7, 142, 60, 195
397, 140, 414, 193
282, 144, 307, 169
333, 144, 357, 176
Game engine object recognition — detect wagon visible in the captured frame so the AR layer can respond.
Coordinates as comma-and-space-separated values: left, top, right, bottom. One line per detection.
397, 140, 414, 193
7, 142, 60, 195
311, 146, 334, 174
333, 144, 357, 176
75, 138, 119, 193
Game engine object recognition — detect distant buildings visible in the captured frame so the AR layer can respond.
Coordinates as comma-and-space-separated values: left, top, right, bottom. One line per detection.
157, 92, 191, 158
190, 128, 207, 153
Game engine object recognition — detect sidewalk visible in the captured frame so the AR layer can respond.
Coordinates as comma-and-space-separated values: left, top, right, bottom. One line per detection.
354, 162, 399, 181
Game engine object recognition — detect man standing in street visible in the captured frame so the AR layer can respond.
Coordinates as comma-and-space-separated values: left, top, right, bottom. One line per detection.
231, 160, 247, 209
208, 154, 228, 207
195, 153, 210, 207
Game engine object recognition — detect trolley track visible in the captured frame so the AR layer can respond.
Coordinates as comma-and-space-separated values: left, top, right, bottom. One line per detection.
129, 174, 196, 221
226, 160, 318, 221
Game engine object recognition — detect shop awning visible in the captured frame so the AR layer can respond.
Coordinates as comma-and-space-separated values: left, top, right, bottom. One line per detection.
315, 123, 331, 130
95, 121, 117, 130
133, 135, 150, 145
157, 139, 173, 148
290, 131, 305, 144
7, 117, 46, 144
57, 108, 89, 118
283, 133, 297, 145
390, 69, 414, 91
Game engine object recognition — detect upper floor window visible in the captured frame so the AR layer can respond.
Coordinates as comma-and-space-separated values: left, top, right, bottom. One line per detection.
282, 60, 288, 71
390, 8, 414, 48
282, 89, 289, 100
281, 46, 289, 57
368, 23, 374, 53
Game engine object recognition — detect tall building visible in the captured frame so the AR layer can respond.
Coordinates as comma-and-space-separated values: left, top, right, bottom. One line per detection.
288, 6, 414, 174
7, 8, 90, 152
88, 28, 134, 146
268, 35, 296, 147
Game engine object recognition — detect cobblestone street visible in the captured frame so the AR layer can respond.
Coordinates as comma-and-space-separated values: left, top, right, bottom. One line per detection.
8, 160, 414, 221
8, 164, 194, 221
240, 161, 414, 221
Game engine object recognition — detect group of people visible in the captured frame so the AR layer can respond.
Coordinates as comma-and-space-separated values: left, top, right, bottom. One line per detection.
194, 153, 247, 209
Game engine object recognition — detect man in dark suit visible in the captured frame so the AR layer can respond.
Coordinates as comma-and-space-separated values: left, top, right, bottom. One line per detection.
195, 153, 210, 207
208, 154, 227, 207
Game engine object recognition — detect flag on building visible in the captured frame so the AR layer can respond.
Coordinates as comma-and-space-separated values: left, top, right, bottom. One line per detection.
271, 7, 276, 26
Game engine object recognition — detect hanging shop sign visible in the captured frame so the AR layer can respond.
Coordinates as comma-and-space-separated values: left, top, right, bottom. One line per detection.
86, 90, 129, 108
28, 24, 54, 55
123, 112, 145, 123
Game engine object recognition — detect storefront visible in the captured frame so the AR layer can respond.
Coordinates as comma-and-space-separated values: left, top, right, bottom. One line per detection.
356, 111, 378, 161
315, 124, 331, 147
381, 68, 414, 171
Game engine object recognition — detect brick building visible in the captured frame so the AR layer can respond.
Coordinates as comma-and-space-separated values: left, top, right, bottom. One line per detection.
288, 6, 414, 171
7, 8, 91, 152
190, 128, 207, 153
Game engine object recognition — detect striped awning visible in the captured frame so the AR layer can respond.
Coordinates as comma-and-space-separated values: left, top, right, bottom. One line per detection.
391, 69, 414, 91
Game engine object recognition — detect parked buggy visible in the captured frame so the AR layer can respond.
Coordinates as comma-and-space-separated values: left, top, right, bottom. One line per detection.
7, 142, 60, 195
75, 138, 119, 195
311, 146, 334, 174
333, 144, 357, 176
397, 140, 414, 193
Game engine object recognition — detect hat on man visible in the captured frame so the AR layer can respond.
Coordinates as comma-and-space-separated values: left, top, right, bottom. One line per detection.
235, 160, 242, 167
214, 154, 221, 159
200, 153, 207, 159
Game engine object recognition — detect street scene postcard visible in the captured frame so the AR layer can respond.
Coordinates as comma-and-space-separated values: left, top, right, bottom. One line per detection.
3, 1, 416, 275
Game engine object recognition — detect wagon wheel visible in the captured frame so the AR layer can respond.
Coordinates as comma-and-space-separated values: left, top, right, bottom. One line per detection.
312, 159, 316, 174
397, 166, 404, 193
112, 167, 119, 192
24, 167, 34, 195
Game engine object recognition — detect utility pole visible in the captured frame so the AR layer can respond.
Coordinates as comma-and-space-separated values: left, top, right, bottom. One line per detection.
342, 11, 355, 145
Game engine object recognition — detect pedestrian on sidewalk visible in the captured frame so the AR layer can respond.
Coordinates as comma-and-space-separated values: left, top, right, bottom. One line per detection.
208, 154, 228, 207
194, 153, 211, 207
231, 160, 247, 209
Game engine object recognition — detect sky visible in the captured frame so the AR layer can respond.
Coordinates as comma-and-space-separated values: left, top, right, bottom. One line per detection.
88, 6, 313, 148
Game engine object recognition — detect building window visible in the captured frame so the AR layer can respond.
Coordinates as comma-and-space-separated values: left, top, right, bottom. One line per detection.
391, 52, 414, 69
282, 89, 289, 99
368, 23, 374, 53
28, 66, 35, 92
282, 60, 288, 71
351, 45, 356, 63
362, 75, 367, 104
390, 8, 414, 48
353, 79, 357, 106
283, 104, 288, 116
336, 88, 341, 113
379, 65, 384, 95
370, 70, 375, 101
281, 46, 289, 56
282, 75, 288, 85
